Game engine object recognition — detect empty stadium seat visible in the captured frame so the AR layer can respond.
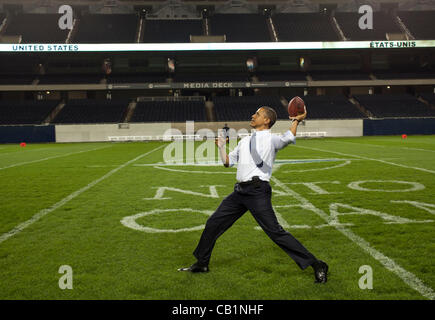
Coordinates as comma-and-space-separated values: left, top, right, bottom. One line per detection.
173, 73, 249, 82
309, 71, 371, 81
287, 95, 366, 119
106, 73, 168, 83
213, 96, 287, 121
334, 12, 402, 41
354, 94, 435, 118
273, 13, 339, 42
256, 72, 307, 81
53, 99, 129, 124
38, 74, 103, 84
209, 14, 271, 42
374, 71, 435, 80
3, 13, 70, 43
397, 11, 435, 40
0, 74, 36, 85
419, 93, 435, 106
74, 14, 138, 43
130, 100, 207, 122
0, 100, 58, 124
142, 19, 203, 43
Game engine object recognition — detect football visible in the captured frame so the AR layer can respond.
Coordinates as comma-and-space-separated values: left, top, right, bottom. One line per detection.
288, 96, 306, 117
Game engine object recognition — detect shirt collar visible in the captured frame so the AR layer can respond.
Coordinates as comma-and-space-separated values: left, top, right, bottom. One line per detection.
254, 129, 270, 134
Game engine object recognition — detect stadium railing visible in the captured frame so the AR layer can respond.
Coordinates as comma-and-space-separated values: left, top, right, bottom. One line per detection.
107, 131, 327, 142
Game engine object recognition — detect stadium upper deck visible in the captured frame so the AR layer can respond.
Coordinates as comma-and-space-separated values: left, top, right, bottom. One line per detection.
0, 1, 434, 44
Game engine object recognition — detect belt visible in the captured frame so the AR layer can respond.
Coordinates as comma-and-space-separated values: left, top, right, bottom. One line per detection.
237, 176, 263, 186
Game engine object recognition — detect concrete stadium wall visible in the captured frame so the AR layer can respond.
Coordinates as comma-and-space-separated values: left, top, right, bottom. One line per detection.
273, 119, 363, 137
6, 118, 434, 143
55, 123, 172, 142
54, 119, 363, 142
172, 120, 363, 137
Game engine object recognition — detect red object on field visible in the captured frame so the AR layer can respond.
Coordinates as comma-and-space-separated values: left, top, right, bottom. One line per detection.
288, 96, 306, 117
402, 134, 407, 139
20, 142, 26, 147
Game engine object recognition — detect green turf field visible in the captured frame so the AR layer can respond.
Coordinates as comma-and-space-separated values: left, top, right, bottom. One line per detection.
0, 135, 434, 300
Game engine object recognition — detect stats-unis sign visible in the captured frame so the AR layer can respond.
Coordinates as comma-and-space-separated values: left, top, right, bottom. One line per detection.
369, 41, 417, 48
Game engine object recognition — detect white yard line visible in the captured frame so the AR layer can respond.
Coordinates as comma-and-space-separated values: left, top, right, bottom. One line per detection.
295, 145, 435, 174
271, 176, 434, 300
0, 145, 112, 171
0, 145, 165, 245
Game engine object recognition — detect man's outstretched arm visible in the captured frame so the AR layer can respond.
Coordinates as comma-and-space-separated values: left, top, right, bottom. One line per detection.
215, 136, 230, 167
273, 108, 308, 150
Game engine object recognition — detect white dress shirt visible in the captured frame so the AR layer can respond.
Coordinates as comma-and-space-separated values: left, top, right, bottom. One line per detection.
228, 130, 296, 182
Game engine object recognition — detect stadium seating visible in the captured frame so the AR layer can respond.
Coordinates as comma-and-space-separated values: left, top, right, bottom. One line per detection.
209, 14, 271, 42
53, 99, 129, 124
143, 19, 203, 43
397, 11, 435, 40
106, 73, 168, 83
354, 94, 435, 118
0, 100, 58, 124
374, 71, 435, 80
287, 95, 366, 119
273, 13, 339, 42
213, 96, 287, 121
256, 72, 307, 81
130, 100, 207, 122
0, 75, 36, 85
173, 73, 249, 82
419, 93, 435, 106
3, 13, 70, 43
0, 55, 39, 75
74, 14, 138, 43
334, 12, 402, 41
309, 71, 371, 81
38, 74, 103, 84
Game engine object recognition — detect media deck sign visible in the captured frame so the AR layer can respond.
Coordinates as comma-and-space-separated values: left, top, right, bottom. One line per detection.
110, 81, 308, 90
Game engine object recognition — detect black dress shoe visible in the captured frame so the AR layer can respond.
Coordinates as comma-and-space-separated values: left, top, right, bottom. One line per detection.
178, 262, 209, 273
312, 260, 328, 283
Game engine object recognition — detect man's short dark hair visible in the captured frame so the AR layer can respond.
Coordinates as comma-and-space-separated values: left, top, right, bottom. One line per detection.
262, 106, 277, 128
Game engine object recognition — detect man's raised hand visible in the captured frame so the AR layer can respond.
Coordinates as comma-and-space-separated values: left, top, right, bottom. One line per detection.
215, 135, 226, 148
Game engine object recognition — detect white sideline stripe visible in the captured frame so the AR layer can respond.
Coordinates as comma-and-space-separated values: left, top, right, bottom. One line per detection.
0, 145, 112, 171
402, 147, 435, 153
271, 176, 435, 300
0, 147, 54, 157
373, 138, 435, 145
295, 145, 435, 174
0, 145, 165, 245
325, 140, 435, 153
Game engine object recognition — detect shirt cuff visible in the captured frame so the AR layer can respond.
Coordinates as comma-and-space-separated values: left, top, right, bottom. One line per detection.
283, 130, 296, 144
